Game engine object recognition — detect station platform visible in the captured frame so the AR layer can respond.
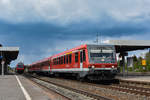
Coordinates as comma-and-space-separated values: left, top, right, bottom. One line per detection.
0, 74, 51, 100
117, 76, 150, 83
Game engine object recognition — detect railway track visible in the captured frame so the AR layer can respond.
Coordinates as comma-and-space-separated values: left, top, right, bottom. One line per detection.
119, 79, 150, 88
87, 80, 150, 97
109, 84, 150, 96
24, 74, 150, 100
25, 74, 112, 100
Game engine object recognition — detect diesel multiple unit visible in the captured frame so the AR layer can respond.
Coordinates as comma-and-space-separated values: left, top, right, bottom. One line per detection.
28, 44, 118, 80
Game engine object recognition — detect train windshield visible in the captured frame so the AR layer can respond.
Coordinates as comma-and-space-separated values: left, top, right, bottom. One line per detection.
88, 45, 116, 63
17, 64, 24, 68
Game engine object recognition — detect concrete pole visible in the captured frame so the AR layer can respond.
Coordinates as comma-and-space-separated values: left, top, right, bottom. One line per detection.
1, 59, 5, 76
122, 54, 125, 77
127, 62, 128, 77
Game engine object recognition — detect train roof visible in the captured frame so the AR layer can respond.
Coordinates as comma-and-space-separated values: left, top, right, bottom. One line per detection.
51, 44, 114, 59
51, 44, 87, 59
29, 44, 115, 66
29, 57, 51, 66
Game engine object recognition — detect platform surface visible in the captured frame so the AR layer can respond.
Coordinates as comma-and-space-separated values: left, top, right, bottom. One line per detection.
0, 75, 50, 100
117, 76, 150, 82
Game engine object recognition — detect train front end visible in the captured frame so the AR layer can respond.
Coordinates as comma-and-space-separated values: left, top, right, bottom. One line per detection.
87, 45, 118, 80
16, 62, 24, 74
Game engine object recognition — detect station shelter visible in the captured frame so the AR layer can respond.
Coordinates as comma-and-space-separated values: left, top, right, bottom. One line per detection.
0, 44, 19, 75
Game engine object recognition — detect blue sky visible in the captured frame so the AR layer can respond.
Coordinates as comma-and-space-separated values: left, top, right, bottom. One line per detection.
0, 0, 150, 67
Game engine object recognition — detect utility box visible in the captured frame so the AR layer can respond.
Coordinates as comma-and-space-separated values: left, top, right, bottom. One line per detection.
127, 57, 133, 68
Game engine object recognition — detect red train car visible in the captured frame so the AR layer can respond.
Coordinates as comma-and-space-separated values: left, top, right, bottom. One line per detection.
28, 44, 118, 80
28, 57, 51, 75
16, 62, 24, 74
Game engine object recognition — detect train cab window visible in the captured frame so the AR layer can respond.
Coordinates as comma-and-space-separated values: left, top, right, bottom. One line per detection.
66, 55, 69, 64
69, 54, 72, 64
64, 55, 66, 64
83, 50, 86, 61
80, 51, 83, 63
75, 52, 78, 62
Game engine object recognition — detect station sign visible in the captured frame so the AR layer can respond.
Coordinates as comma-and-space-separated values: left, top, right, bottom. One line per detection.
142, 59, 146, 66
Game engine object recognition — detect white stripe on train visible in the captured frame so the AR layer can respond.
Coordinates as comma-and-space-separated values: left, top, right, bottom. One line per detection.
29, 68, 117, 72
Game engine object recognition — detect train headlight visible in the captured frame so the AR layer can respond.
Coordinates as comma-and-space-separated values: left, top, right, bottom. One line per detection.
92, 66, 95, 68
112, 66, 114, 68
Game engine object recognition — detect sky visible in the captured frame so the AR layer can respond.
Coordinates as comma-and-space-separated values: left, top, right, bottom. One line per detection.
0, 0, 150, 67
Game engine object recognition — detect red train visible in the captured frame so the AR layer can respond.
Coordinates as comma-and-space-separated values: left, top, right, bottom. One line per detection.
28, 44, 118, 80
16, 62, 25, 74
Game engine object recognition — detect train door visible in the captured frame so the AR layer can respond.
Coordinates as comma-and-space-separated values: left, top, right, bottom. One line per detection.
80, 50, 86, 70
80, 50, 83, 70
49, 60, 51, 72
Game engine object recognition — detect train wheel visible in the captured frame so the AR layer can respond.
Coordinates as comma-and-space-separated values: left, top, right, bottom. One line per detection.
76, 74, 84, 82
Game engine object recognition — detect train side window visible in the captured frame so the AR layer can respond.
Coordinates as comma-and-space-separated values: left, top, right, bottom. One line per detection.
83, 50, 86, 61
59, 57, 61, 65
75, 52, 78, 62
80, 51, 83, 63
59, 57, 60, 64
55, 58, 56, 65
55, 58, 57, 65
61, 56, 63, 64
60, 57, 61, 64
45, 61, 49, 66
57, 58, 59, 65
41, 63, 44, 66
64, 55, 66, 64
53, 59, 55, 65
69, 54, 72, 64
54, 59, 56, 65
66, 55, 69, 64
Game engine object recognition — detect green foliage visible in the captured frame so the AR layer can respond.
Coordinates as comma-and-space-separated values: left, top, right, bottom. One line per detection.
130, 52, 150, 72
119, 52, 150, 72
133, 55, 138, 62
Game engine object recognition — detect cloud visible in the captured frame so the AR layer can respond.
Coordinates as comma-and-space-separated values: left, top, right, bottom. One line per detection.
0, 0, 150, 25
1, 0, 150, 67
0, 0, 150, 39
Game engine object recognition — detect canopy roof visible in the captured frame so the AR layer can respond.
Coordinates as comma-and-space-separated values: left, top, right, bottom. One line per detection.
0, 47, 19, 64
104, 40, 150, 53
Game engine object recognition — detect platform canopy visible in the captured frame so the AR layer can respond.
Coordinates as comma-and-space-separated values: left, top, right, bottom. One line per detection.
0, 47, 19, 64
104, 40, 150, 53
